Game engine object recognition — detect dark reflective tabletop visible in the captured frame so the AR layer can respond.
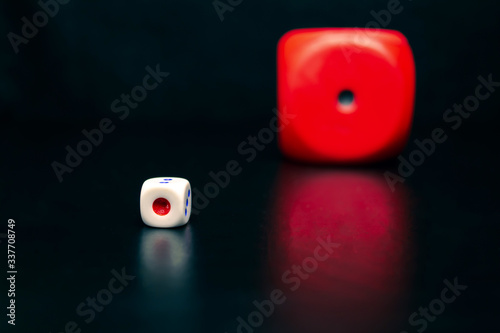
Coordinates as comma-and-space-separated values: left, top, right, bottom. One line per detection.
2, 118, 499, 333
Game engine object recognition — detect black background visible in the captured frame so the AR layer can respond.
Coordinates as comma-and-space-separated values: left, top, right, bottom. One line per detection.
1, 0, 500, 332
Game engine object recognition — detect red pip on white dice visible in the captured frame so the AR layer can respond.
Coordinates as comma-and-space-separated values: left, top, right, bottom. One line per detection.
140, 177, 192, 228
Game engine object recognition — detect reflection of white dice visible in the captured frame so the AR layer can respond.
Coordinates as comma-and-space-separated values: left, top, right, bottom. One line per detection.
140, 177, 192, 228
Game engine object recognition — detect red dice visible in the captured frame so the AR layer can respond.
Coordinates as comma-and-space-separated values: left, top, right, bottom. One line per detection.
277, 28, 415, 164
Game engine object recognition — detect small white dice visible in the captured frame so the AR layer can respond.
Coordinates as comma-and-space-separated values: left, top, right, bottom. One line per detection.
140, 177, 192, 228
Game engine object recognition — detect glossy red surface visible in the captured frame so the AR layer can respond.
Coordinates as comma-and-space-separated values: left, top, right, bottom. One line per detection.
277, 28, 415, 163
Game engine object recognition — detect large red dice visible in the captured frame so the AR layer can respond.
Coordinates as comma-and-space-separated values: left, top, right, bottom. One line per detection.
277, 28, 415, 163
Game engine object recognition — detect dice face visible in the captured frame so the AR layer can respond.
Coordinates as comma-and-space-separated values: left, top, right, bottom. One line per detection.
140, 177, 192, 228
277, 28, 415, 163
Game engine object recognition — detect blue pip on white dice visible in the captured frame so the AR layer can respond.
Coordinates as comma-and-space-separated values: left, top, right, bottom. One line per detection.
140, 177, 192, 228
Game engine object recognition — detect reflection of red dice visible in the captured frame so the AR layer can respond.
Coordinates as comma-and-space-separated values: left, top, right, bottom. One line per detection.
277, 28, 415, 163
267, 163, 415, 332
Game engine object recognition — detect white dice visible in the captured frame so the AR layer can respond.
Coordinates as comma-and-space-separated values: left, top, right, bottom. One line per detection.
140, 177, 192, 228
